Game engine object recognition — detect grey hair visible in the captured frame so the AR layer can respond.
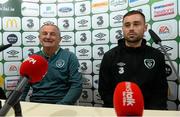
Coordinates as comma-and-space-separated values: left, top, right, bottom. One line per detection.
39, 22, 61, 38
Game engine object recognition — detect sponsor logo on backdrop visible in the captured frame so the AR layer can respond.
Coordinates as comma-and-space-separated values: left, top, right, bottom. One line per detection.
110, 0, 127, 6
7, 34, 18, 44
0, 0, 15, 12
27, 48, 35, 56
92, 0, 108, 13
95, 32, 106, 41
129, 0, 149, 7
81, 62, 88, 71
8, 65, 18, 72
5, 77, 19, 90
75, 16, 91, 30
93, 60, 101, 74
152, 0, 177, 21
79, 89, 93, 102
3, 32, 21, 46
92, 0, 108, 8
78, 48, 89, 56
79, 3, 86, 13
23, 32, 39, 46
82, 75, 92, 88
92, 13, 108, 29
0, 0, 8, 4
40, 4, 56, 17
159, 25, 170, 35
93, 45, 109, 59
4, 62, 20, 76
113, 14, 122, 24
3, 17, 21, 31
152, 20, 177, 40
76, 31, 91, 45
93, 29, 109, 44
4, 47, 22, 60
25, 35, 36, 42
97, 47, 104, 56
75, 1, 91, 16
5, 19, 17, 28
110, 0, 128, 11
58, 18, 74, 31
23, 47, 40, 59
22, 17, 39, 31
7, 50, 19, 57
130, 4, 150, 22
78, 19, 88, 27
40, 18, 57, 26
79, 60, 92, 74
59, 7, 72, 13
157, 45, 173, 55
58, 3, 74, 17
62, 35, 72, 42
21, 2, 39, 16
61, 32, 74, 45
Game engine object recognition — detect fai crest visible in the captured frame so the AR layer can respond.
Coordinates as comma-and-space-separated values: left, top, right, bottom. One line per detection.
144, 59, 155, 69
56, 59, 65, 68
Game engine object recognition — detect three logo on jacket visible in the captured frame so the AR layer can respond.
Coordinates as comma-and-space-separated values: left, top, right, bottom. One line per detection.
117, 62, 125, 74
117, 59, 155, 74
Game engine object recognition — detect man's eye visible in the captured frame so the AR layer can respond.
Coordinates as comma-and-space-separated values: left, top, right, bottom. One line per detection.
42, 32, 47, 35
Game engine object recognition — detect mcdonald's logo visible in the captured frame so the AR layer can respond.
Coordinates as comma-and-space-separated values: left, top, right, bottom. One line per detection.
6, 19, 18, 28
3, 17, 21, 31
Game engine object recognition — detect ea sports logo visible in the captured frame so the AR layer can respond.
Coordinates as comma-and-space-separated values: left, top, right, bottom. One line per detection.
0, 0, 8, 4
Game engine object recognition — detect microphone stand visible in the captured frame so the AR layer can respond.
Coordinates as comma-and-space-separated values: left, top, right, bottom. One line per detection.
157, 42, 180, 83
149, 29, 180, 84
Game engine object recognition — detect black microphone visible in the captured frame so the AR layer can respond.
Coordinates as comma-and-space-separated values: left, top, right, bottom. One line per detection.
149, 29, 180, 83
0, 55, 48, 116
0, 44, 12, 52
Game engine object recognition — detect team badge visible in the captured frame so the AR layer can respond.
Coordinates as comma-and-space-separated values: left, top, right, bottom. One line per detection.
56, 59, 65, 68
144, 59, 155, 69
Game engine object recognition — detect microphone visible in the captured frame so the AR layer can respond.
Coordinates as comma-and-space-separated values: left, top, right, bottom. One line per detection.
113, 82, 144, 116
0, 54, 48, 116
149, 29, 180, 83
0, 44, 12, 52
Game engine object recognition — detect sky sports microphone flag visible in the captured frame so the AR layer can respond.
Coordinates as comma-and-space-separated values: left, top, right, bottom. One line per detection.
0, 54, 48, 116
113, 82, 144, 117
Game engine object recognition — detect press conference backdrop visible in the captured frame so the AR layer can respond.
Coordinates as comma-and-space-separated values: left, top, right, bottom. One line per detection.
0, 0, 180, 110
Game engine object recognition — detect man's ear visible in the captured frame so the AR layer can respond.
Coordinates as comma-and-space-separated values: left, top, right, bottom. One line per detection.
144, 23, 148, 32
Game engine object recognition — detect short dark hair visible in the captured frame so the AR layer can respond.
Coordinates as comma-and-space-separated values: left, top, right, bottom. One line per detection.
123, 10, 146, 23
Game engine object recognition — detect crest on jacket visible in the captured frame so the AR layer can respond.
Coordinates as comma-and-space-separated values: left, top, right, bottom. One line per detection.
56, 59, 65, 68
144, 59, 155, 69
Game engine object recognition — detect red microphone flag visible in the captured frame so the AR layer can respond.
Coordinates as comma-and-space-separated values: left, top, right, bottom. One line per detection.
113, 81, 144, 116
19, 54, 48, 83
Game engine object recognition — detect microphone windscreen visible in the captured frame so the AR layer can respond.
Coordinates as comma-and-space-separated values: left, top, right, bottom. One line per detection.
113, 82, 144, 116
19, 54, 48, 83
148, 29, 161, 44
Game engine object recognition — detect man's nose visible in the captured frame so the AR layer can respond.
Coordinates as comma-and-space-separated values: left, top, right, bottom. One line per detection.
129, 24, 134, 30
46, 33, 51, 38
